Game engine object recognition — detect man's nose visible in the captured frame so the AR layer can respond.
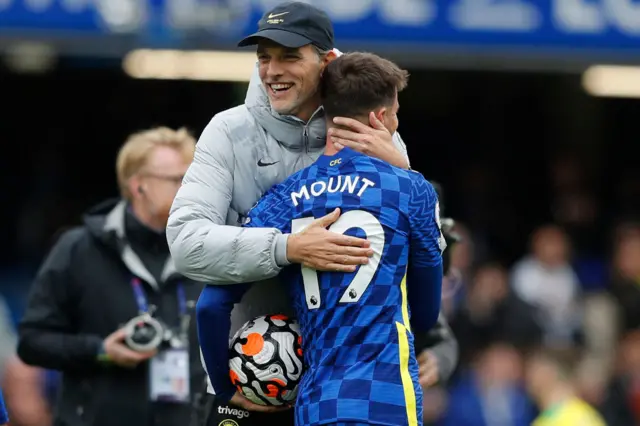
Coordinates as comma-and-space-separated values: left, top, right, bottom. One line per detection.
266, 59, 285, 78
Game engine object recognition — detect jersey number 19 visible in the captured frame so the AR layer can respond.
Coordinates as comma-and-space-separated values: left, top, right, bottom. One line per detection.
291, 210, 385, 310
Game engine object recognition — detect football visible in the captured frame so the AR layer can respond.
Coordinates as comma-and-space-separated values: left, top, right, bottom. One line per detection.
229, 314, 304, 406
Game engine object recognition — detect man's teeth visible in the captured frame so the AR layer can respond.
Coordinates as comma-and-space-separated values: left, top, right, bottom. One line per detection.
271, 84, 292, 91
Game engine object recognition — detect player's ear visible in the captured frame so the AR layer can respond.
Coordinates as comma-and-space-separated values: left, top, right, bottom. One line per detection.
374, 107, 386, 123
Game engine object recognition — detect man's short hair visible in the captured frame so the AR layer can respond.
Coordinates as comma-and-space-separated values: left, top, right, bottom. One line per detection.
116, 127, 195, 200
321, 52, 409, 120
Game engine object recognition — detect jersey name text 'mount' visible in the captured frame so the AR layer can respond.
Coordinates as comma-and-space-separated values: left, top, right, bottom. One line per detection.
290, 175, 375, 206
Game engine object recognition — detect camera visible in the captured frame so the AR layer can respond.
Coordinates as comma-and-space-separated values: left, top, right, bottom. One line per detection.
123, 314, 166, 352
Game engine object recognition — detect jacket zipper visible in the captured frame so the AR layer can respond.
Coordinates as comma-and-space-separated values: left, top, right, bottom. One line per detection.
303, 106, 324, 154
303, 127, 309, 153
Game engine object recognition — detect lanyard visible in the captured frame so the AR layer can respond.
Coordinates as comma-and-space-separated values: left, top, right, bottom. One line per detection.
130, 278, 187, 321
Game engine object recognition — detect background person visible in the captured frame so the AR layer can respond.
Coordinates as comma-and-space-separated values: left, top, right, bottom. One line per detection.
17, 127, 206, 426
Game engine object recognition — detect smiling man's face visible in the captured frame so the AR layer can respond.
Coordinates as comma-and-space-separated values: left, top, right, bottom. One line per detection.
257, 40, 331, 121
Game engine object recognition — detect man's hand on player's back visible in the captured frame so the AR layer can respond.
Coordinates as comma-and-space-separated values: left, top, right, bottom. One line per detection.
287, 208, 374, 273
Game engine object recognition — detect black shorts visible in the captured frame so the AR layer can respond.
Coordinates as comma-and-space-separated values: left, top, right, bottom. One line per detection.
199, 393, 295, 426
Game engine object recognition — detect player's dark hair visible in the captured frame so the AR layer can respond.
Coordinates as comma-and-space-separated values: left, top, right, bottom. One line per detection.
321, 52, 409, 120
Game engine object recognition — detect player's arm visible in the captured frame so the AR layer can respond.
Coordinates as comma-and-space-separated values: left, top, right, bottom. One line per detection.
167, 116, 289, 285
406, 176, 444, 332
17, 229, 105, 372
196, 190, 291, 406
196, 283, 249, 405
413, 181, 459, 384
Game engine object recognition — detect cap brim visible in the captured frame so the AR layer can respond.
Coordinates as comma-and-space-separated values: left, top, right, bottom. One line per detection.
237, 29, 313, 48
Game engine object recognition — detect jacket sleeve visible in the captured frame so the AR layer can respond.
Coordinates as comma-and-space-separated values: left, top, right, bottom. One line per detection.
17, 229, 105, 372
422, 313, 459, 383
167, 116, 289, 285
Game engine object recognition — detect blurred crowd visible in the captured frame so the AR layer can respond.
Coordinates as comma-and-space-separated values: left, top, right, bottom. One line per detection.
419, 154, 640, 425
0, 151, 638, 426
1, 0, 638, 422
421, 217, 640, 425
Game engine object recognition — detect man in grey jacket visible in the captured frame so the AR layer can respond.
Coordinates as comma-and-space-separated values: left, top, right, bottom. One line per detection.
167, 2, 458, 425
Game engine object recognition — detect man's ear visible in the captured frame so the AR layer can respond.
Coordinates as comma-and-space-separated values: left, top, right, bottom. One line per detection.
324, 50, 338, 65
375, 107, 386, 123
128, 175, 142, 199
320, 50, 337, 76
323, 49, 338, 66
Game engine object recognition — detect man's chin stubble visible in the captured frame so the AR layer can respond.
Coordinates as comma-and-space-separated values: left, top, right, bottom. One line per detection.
272, 103, 297, 116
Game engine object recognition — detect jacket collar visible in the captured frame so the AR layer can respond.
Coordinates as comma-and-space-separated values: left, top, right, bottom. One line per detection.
101, 200, 179, 289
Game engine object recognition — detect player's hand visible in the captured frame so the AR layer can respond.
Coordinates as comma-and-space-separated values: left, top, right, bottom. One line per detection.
102, 328, 157, 368
329, 113, 409, 169
418, 350, 440, 388
229, 392, 291, 412
287, 208, 373, 272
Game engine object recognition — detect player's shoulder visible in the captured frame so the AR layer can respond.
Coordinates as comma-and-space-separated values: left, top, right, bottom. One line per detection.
348, 156, 438, 201
281, 164, 315, 190
350, 155, 414, 183
401, 167, 426, 183
262, 164, 314, 201
402, 168, 436, 197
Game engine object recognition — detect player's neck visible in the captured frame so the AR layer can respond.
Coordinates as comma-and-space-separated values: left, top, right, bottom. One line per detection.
324, 137, 339, 156
324, 116, 370, 158
324, 121, 340, 156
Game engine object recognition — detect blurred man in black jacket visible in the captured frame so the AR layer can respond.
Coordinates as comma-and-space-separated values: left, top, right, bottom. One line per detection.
18, 127, 205, 426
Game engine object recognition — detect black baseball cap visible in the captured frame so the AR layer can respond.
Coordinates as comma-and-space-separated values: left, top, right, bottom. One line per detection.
237, 2, 334, 51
